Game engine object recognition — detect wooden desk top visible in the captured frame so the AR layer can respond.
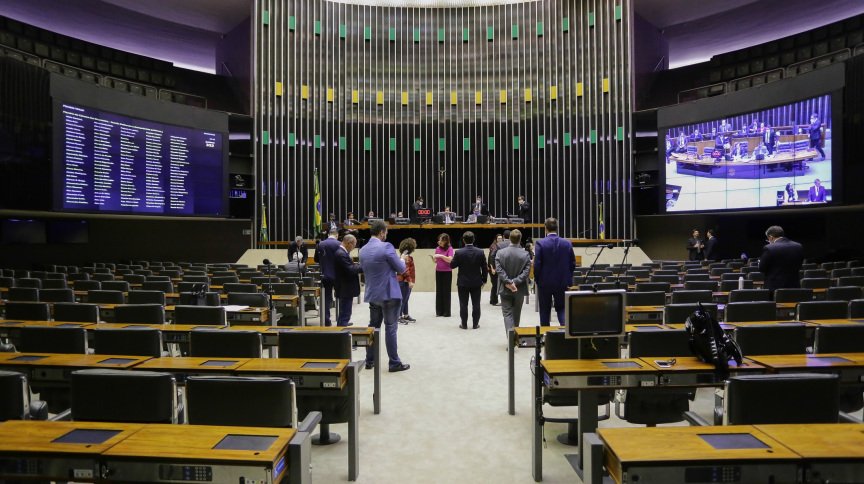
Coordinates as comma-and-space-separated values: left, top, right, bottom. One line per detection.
755, 423, 864, 459
102, 423, 294, 464
542, 358, 655, 376
724, 320, 813, 326
747, 353, 864, 370
149, 324, 227, 332
638, 356, 763, 373
625, 306, 665, 313
135, 357, 250, 372
626, 323, 671, 332
514, 326, 560, 337
0, 319, 93, 328
0, 353, 150, 369
164, 305, 268, 314
0, 420, 144, 455
236, 358, 349, 374
93, 323, 158, 330
801, 318, 864, 325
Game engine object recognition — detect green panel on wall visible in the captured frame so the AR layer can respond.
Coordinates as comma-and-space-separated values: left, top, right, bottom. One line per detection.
364, 137, 371, 151
588, 12, 595, 27
512, 136, 520, 149
288, 16, 295, 30
314, 21, 321, 35
414, 28, 420, 42
537, 22, 544, 36
562, 17, 569, 32
615, 5, 622, 21
617, 126, 625, 140
538, 135, 545, 147
590, 130, 597, 144
487, 27, 494, 41
262, 130, 269, 145
439, 138, 446, 151
339, 137, 346, 150
263, 11, 269, 25
389, 28, 396, 41
564, 132, 571, 146
463, 138, 470, 151
511, 25, 519, 39
488, 137, 495, 150
389, 138, 396, 151
339, 25, 346, 38
438, 28, 445, 42
463, 28, 469, 42
314, 134, 321, 148
364, 27, 371, 40
288, 133, 295, 147
414, 138, 421, 151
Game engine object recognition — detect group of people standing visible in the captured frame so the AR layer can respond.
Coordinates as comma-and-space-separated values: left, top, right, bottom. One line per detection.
686, 229, 719, 261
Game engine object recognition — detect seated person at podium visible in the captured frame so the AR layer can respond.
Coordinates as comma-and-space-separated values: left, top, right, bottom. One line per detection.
412, 196, 425, 222
442, 206, 455, 224
689, 128, 703, 142
287, 236, 309, 264
362, 210, 376, 223
676, 131, 688, 153
809, 179, 826, 202
753, 141, 768, 160
343, 212, 361, 242
325, 213, 339, 232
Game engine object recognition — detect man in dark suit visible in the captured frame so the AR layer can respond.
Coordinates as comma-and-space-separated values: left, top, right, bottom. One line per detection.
287, 236, 308, 265
442, 206, 456, 224
517, 195, 531, 223
488, 229, 512, 306
808, 179, 826, 202
763, 126, 779, 155
534, 218, 576, 326
808, 113, 826, 160
687, 229, 704, 261
759, 225, 804, 295
325, 213, 339, 232
450, 231, 488, 329
317, 228, 342, 326
495, 230, 531, 340
704, 229, 719, 262
411, 196, 425, 222
472, 195, 487, 216
334, 235, 363, 327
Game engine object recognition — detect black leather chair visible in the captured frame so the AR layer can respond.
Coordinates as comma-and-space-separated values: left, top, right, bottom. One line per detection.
71, 369, 179, 424
720, 280, 754, 291
617, 329, 694, 426
211, 275, 240, 286
624, 291, 665, 307
52, 303, 99, 324
278, 331, 352, 445
5, 302, 50, 320
670, 290, 712, 304
114, 304, 165, 325
710, 268, 733, 276
727, 289, 770, 302
774, 288, 813, 303
682, 274, 710, 282
190, 329, 262, 358
826, 286, 862, 302
173, 305, 226, 325
796, 300, 849, 320
724, 301, 776, 322
683, 281, 719, 292
653, 269, 679, 276
101, 281, 130, 292
93, 327, 164, 358
804, 269, 827, 279
17, 278, 42, 289
0, 276, 14, 289
720, 273, 743, 281
91, 273, 115, 282
0, 371, 47, 421
838, 276, 864, 287
178, 291, 222, 306
182, 275, 211, 283
222, 282, 258, 294
650, 274, 679, 284
141, 281, 173, 293
261, 283, 299, 295
122, 274, 146, 285
226, 292, 269, 307
38, 288, 75, 303
685, 268, 710, 275
664, 303, 718, 326
18, 326, 88, 354
127, 290, 166, 305
87, 290, 125, 304
41, 278, 68, 289
176, 282, 210, 293
8, 287, 39, 302
813, 324, 864, 412
849, 299, 864, 318
635, 282, 671, 293
732, 324, 807, 355
145, 275, 171, 282
801, 278, 831, 289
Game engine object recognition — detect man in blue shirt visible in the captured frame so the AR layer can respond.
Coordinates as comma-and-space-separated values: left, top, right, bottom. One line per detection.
360, 220, 410, 372
533, 218, 577, 326
317, 228, 342, 326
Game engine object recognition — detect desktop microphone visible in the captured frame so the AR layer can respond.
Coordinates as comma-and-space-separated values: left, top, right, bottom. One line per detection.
263, 258, 272, 265
592, 244, 614, 249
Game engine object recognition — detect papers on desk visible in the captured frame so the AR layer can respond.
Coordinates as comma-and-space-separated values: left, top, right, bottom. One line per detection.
223, 305, 251, 311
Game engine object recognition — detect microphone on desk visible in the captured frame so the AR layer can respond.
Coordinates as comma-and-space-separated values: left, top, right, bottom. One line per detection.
263, 258, 273, 266
591, 244, 614, 249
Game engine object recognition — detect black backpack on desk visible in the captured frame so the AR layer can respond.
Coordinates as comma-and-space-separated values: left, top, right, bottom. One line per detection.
685, 302, 743, 379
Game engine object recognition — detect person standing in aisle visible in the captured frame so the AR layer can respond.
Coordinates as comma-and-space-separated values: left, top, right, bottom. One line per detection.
432, 233, 454, 317
450, 231, 487, 329
397, 238, 417, 324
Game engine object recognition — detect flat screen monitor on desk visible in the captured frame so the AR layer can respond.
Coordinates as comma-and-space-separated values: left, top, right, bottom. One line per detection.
416, 209, 431, 218
367, 217, 382, 223
564, 290, 626, 339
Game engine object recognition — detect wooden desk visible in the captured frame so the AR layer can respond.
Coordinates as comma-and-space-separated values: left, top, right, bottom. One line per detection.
593, 425, 800, 484
625, 306, 664, 322
235, 358, 348, 390
802, 318, 864, 326
101, 424, 296, 484
0, 319, 94, 340
164, 305, 270, 325
756, 423, 864, 483
133, 356, 250, 381
747, 353, 864, 384
0, 420, 144, 482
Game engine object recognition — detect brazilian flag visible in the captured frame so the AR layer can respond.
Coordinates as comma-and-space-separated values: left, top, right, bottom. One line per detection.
260, 204, 269, 242
313, 169, 322, 232
598, 203, 605, 240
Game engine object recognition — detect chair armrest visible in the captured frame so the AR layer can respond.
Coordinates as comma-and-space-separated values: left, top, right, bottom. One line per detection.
29, 400, 48, 421
48, 409, 72, 421
0, 343, 15, 352
297, 411, 322, 433
839, 411, 864, 424
683, 411, 711, 426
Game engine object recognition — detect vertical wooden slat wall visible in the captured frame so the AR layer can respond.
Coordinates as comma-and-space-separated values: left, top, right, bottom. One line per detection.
254, 0, 632, 243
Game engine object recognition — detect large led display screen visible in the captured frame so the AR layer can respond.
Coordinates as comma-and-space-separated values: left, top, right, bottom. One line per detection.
662, 94, 834, 212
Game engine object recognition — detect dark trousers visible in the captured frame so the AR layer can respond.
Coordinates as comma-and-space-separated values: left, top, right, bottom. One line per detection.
336, 296, 353, 326
457, 285, 482, 326
399, 281, 412, 316
489, 272, 499, 303
810, 138, 826, 158
322, 279, 334, 326
435, 271, 452, 316
538, 285, 566, 326
365, 298, 402, 368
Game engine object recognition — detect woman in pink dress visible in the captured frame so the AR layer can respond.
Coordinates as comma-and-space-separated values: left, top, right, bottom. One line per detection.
432, 233, 454, 317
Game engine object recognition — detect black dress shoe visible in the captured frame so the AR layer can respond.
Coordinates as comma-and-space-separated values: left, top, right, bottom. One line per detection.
389, 363, 410, 372
365, 362, 374, 370
459, 324, 467, 329
473, 324, 479, 329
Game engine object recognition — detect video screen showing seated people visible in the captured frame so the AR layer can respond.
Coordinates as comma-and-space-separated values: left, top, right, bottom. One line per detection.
663, 94, 833, 212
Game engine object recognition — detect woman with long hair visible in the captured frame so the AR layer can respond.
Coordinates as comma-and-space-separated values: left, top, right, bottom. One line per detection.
432, 233, 454, 317
397, 238, 417, 324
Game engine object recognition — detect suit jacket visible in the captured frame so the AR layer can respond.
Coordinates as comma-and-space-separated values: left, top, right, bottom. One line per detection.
411, 202, 425, 221
495, 245, 531, 296
471, 201, 488, 216
763, 129, 779, 149
359, 237, 405, 302
442, 212, 455, 224
809, 185, 826, 202
343, 218, 359, 227
334, 246, 363, 298
287, 241, 308, 264
704, 237, 718, 261
759, 238, 804, 292
687, 237, 705, 261
533, 233, 576, 288
518, 202, 531, 223
325, 219, 339, 231
450, 244, 488, 288
317, 236, 342, 282
489, 240, 510, 268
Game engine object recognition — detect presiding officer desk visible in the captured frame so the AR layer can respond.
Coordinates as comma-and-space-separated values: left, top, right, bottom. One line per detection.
0, 420, 303, 484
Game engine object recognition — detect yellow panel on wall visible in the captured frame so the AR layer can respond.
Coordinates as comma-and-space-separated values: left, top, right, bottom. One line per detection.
377, 91, 384, 105
603, 78, 610, 93
352, 90, 359, 104
301, 85, 308, 99
475, 91, 482, 105
402, 92, 409, 105
576, 83, 583, 97
275, 82, 282, 96
451, 92, 458, 105
550, 85, 557, 100
524, 88, 532, 102
426, 92, 433, 105
500, 90, 507, 103
327, 88, 334, 102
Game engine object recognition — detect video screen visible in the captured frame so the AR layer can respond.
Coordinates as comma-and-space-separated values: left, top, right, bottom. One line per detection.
662, 94, 833, 212
53, 102, 226, 216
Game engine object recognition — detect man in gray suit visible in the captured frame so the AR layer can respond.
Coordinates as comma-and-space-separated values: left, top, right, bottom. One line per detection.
495, 229, 531, 340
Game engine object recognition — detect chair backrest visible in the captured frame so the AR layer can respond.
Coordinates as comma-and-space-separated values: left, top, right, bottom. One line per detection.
606, 276, 636, 286
40, 279, 68, 289
18, 326, 88, 353
800, 278, 831, 289
114, 304, 166, 325
804, 269, 826, 278
173, 305, 227, 325
145, 275, 170, 282
683, 281, 719, 291
18, 278, 42, 289
93, 328, 163, 358
624, 291, 665, 307
813, 324, 864, 353
851, 267, 864, 276
261, 283, 298, 295
279, 331, 352, 359
190, 329, 262, 358
0, 276, 15, 289
52, 303, 100, 324
222, 282, 258, 294
101, 281, 130, 292
653, 269, 679, 276
727, 289, 771, 302
732, 324, 808, 355
796, 300, 849, 320
127, 290, 167, 305
723, 373, 840, 425
140, 281, 173, 293
187, 376, 296, 427
826, 286, 862, 302
664, 303, 718, 325
720, 280, 754, 291
838, 276, 864, 287
0, 371, 36, 421
682, 274, 710, 282
210, 271, 236, 278
176, 282, 210, 293
801, 263, 818, 270
849, 299, 864, 318
685, 268, 710, 275
831, 268, 852, 279
122, 274, 146, 285
670, 290, 712, 304
182, 275, 211, 283
710, 268, 733, 276
774, 288, 813, 303
740, 266, 760, 274
38, 288, 75, 303
720, 273, 742, 281
91, 273, 115, 282
628, 329, 692, 358
71, 369, 178, 423
650, 274, 680, 284
87, 290, 125, 304
724, 301, 777, 322
8, 287, 39, 302
635, 282, 671, 293
226, 292, 269, 307
5, 302, 50, 320
178, 292, 222, 306
211, 276, 240, 286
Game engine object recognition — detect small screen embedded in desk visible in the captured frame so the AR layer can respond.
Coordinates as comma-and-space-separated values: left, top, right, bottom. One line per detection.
200, 360, 239, 367
52, 429, 122, 444
602, 361, 642, 368
266, 327, 291, 332
98, 358, 137, 365
631, 325, 663, 330
342, 327, 366, 332
10, 355, 48, 362
55, 323, 82, 328
809, 356, 853, 364
191, 326, 220, 331
212, 434, 278, 451
302, 362, 339, 369
699, 433, 770, 450
0, 321, 24, 325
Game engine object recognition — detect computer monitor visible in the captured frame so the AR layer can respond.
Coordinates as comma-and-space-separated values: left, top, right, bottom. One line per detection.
476, 215, 488, 224
416, 208, 432, 218
367, 217, 383, 223
432, 215, 444, 224
564, 290, 626, 339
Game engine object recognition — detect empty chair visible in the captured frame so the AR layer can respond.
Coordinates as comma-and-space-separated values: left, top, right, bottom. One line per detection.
606, 276, 635, 286
710, 268, 733, 276
852, 267, 864, 276
211, 275, 240, 286
804, 269, 826, 278
685, 268, 709, 275
38, 288, 75, 303
133, 269, 153, 277
127, 290, 166, 305
210, 271, 236, 278
173, 305, 226, 325
0, 371, 47, 421
261, 283, 298, 295
650, 274, 680, 284
720, 374, 841, 425
747, 272, 764, 282
720, 280, 754, 291
101, 281, 130, 292
190, 329, 262, 358
683, 281, 719, 292
145, 275, 171, 283
178, 292, 222, 306
93, 327, 163, 358
70, 369, 179, 424
664, 303, 718, 326
682, 274, 710, 282
122, 274, 146, 285
18, 326, 88, 353
801, 278, 831, 289
574, 275, 603, 285
5, 302, 50, 320
813, 324, 864, 412
740, 266, 760, 274
12, 270, 30, 279
625, 291, 665, 307
831, 268, 852, 279
222, 282, 258, 294
187, 376, 300, 428
91, 273, 115, 282
720, 273, 743, 281
850, 299, 864, 318
826, 286, 862, 302
801, 263, 819, 270
0, 276, 14, 289
17, 278, 42, 289
653, 269, 679, 276
625, 269, 650, 279
774, 288, 814, 303
8, 287, 39, 302
141, 281, 173, 293
114, 304, 165, 325
158, 269, 182, 279
671, 290, 713, 304
796, 300, 849, 320
115, 268, 133, 276
40, 279, 68, 289
635, 282, 671, 293
732, 324, 808, 355
52, 302, 99, 323
724, 301, 777, 322
176, 282, 210, 293
728, 289, 770, 302
726, 262, 745, 270
838, 276, 864, 287
87, 290, 125, 304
